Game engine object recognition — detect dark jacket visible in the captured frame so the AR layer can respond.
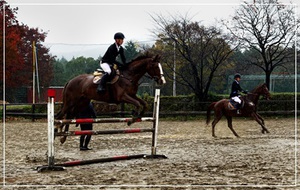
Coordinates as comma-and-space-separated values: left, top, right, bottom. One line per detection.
230, 80, 246, 98
101, 43, 126, 67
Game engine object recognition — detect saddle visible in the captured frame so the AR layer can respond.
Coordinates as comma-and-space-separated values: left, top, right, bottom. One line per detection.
92, 67, 120, 85
228, 99, 244, 110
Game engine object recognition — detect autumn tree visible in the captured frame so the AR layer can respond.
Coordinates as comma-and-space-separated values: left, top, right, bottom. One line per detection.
223, 0, 299, 89
151, 13, 237, 100
0, 1, 23, 92
1, 1, 54, 102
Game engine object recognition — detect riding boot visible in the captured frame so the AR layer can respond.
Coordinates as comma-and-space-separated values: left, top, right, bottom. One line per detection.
97, 73, 109, 93
236, 103, 241, 114
79, 135, 85, 150
83, 135, 92, 150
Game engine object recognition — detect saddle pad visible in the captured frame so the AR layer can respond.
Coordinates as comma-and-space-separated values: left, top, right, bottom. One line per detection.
92, 70, 120, 85
93, 71, 104, 84
228, 99, 237, 110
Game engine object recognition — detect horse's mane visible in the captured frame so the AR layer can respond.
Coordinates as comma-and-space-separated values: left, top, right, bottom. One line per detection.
251, 83, 267, 93
127, 53, 153, 65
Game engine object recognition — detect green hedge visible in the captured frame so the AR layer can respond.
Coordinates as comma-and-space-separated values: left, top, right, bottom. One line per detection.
142, 92, 296, 112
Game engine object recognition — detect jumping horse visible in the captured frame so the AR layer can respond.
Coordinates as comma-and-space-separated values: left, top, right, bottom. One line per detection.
206, 83, 270, 137
56, 54, 166, 143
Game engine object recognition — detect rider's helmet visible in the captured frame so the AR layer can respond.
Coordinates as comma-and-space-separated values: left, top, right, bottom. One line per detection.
234, 73, 241, 79
114, 32, 125, 39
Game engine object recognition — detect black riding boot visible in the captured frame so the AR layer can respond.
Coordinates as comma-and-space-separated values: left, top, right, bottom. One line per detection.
97, 73, 109, 93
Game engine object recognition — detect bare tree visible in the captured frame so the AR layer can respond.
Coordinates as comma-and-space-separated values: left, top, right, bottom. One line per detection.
223, 0, 299, 89
151, 13, 237, 100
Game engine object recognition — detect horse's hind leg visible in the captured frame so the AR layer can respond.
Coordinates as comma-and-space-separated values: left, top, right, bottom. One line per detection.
252, 113, 269, 134
226, 116, 239, 137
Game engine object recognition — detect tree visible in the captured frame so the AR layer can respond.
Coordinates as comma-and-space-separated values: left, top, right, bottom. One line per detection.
51, 57, 67, 86
124, 40, 140, 61
151, 13, 236, 100
0, 1, 23, 91
65, 56, 98, 81
223, 0, 299, 89
1, 1, 54, 102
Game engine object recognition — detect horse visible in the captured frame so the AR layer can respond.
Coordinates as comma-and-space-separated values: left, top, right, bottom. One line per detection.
56, 54, 166, 144
206, 83, 270, 138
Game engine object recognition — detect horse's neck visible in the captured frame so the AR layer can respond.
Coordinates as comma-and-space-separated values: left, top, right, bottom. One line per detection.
247, 88, 262, 104
245, 93, 259, 104
123, 59, 148, 83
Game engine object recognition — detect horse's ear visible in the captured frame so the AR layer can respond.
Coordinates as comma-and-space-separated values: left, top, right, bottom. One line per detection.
153, 54, 161, 62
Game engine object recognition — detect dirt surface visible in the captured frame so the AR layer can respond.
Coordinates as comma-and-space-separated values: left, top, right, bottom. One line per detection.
1, 117, 299, 189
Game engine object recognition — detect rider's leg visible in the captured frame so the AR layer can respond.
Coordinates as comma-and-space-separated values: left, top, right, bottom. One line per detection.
97, 72, 109, 92
97, 62, 111, 93
232, 96, 242, 114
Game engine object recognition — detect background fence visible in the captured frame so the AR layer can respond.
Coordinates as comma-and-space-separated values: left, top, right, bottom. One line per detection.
2, 99, 298, 121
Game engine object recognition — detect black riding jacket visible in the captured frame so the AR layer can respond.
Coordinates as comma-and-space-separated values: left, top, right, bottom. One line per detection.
230, 80, 246, 98
101, 43, 126, 67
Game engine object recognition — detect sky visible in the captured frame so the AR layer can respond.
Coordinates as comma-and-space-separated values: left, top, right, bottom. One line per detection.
6, 0, 299, 60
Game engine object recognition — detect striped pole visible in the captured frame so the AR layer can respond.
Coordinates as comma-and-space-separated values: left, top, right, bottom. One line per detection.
54, 117, 154, 125
55, 128, 154, 136
55, 154, 147, 167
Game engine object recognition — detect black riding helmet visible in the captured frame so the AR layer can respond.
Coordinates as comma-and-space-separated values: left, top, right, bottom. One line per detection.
114, 32, 125, 39
234, 73, 241, 79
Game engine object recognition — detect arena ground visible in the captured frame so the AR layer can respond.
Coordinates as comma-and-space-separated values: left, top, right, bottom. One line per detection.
0, 117, 299, 189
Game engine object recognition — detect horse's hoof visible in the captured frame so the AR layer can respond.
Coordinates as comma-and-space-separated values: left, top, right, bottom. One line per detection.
60, 137, 66, 144
127, 121, 132, 126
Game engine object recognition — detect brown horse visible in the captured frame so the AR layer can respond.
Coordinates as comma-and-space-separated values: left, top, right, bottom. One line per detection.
56, 54, 166, 143
206, 83, 270, 137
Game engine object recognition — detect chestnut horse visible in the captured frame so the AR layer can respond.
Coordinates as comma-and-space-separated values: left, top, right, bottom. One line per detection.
56, 54, 166, 143
206, 83, 270, 137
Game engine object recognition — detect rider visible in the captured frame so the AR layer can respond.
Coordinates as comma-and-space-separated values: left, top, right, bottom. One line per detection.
97, 32, 127, 93
230, 73, 247, 114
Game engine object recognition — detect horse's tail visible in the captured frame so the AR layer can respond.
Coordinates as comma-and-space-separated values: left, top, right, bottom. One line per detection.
62, 81, 69, 103
55, 81, 69, 119
206, 102, 216, 125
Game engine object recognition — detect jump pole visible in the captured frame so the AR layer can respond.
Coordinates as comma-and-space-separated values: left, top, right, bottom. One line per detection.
37, 89, 166, 171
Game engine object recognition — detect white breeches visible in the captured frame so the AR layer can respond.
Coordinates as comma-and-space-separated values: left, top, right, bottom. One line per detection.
231, 96, 241, 104
100, 62, 111, 74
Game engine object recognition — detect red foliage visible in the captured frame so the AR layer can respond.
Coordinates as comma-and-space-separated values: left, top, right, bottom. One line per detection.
0, 1, 54, 92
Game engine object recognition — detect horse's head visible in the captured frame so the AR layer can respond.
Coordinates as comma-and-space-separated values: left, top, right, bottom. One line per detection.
146, 55, 166, 85
258, 83, 271, 100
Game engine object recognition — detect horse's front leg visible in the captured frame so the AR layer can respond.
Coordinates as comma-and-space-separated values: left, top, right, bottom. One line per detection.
131, 95, 148, 116
60, 124, 69, 144
256, 113, 265, 126
251, 112, 269, 134
121, 94, 143, 126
